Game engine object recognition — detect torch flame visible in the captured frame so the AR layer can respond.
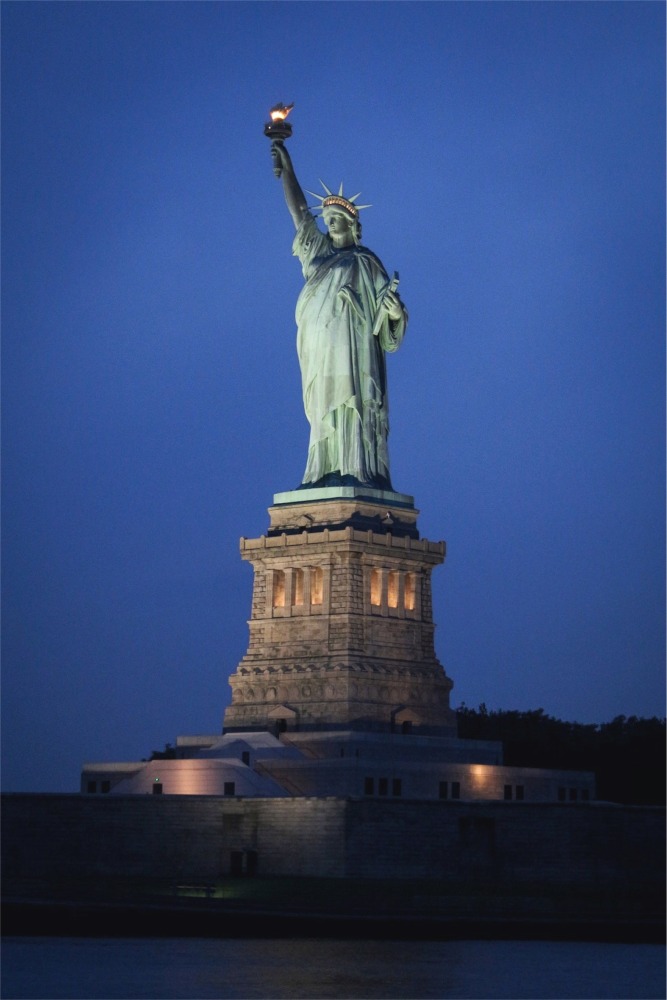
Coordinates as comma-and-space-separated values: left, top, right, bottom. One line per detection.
269, 102, 294, 122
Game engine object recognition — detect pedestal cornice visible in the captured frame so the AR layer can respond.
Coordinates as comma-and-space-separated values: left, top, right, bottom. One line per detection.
273, 486, 415, 507
267, 489, 422, 539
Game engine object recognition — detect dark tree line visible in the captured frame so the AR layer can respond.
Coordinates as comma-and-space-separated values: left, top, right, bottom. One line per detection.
457, 704, 666, 805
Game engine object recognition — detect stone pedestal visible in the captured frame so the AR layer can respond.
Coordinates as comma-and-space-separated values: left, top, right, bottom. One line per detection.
223, 489, 456, 736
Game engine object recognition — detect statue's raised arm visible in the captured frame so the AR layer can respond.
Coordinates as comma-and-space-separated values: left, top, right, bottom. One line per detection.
271, 142, 309, 230
269, 130, 408, 492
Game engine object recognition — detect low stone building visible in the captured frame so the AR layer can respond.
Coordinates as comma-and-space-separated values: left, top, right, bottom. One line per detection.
82, 729, 595, 804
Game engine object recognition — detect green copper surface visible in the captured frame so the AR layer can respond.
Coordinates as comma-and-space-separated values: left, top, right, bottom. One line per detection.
271, 140, 408, 490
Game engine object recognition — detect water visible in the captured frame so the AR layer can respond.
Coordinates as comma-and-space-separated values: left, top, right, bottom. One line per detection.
2, 937, 664, 999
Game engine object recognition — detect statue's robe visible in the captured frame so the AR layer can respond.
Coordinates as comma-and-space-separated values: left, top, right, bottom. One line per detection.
293, 214, 407, 487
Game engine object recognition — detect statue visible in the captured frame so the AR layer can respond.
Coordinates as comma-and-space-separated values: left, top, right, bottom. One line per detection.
270, 139, 408, 491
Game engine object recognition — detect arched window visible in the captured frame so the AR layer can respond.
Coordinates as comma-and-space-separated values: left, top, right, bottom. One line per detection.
272, 570, 285, 608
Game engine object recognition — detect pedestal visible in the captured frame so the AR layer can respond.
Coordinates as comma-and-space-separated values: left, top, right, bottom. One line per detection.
223, 491, 456, 736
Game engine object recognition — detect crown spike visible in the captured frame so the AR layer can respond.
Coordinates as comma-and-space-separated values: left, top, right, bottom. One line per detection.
319, 180, 333, 196
338, 182, 344, 196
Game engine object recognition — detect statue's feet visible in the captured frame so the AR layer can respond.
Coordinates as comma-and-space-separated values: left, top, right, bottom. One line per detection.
298, 472, 393, 491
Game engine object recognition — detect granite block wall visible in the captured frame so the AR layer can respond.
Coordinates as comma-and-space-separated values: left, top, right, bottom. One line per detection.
2, 794, 663, 895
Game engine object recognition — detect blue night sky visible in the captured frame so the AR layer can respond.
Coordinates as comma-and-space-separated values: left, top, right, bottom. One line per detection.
2, 2, 664, 792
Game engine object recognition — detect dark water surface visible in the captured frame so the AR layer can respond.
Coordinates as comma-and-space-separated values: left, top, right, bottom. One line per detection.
2, 937, 664, 1000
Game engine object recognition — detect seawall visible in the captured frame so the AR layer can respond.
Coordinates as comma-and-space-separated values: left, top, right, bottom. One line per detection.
2, 793, 663, 938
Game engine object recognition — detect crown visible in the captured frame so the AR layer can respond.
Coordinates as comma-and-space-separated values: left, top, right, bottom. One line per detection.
307, 181, 371, 219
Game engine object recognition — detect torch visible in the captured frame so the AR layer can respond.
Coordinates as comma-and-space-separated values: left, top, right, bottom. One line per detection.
264, 102, 294, 177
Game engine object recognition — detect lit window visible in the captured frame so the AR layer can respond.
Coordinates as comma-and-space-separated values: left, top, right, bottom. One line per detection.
405, 573, 416, 611
292, 568, 304, 606
310, 566, 323, 605
370, 568, 381, 606
273, 570, 285, 608
387, 571, 399, 609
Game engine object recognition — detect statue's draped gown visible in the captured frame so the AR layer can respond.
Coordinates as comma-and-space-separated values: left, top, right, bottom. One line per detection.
293, 215, 407, 487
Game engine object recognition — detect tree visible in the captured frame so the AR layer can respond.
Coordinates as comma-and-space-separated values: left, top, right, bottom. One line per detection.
456, 705, 665, 805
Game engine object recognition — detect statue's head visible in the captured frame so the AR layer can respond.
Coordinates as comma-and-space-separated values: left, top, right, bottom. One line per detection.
322, 206, 361, 245
308, 182, 370, 246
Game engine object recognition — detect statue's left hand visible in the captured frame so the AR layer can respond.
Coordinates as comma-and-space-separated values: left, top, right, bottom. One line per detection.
382, 290, 403, 322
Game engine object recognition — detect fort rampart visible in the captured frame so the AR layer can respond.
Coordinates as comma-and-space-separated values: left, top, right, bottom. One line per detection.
3, 793, 662, 892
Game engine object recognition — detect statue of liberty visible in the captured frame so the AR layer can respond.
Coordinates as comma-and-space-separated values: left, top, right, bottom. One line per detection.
271, 141, 408, 491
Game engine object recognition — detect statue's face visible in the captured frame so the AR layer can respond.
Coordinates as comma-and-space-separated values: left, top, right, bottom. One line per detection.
323, 208, 356, 244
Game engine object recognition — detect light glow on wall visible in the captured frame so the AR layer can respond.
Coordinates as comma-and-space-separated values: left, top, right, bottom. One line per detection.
405, 573, 416, 611
387, 571, 399, 609
370, 568, 381, 606
273, 570, 285, 607
470, 764, 492, 790
310, 566, 323, 605
292, 568, 304, 606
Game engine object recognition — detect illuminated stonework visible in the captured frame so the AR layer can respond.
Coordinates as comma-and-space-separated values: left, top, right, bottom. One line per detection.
223, 494, 456, 736
80, 493, 598, 810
